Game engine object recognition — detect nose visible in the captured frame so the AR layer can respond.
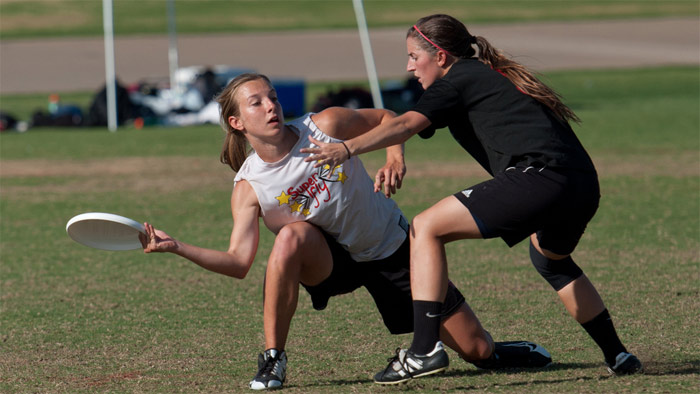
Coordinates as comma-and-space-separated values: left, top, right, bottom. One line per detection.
406, 59, 414, 73
264, 98, 276, 112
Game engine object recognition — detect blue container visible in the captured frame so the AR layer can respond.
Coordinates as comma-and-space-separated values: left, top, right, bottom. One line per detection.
272, 79, 306, 118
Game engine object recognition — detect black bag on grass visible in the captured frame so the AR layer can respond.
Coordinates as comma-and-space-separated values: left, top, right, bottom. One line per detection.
86, 80, 135, 126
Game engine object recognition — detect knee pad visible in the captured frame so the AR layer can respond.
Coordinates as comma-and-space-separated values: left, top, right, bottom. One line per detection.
529, 241, 583, 291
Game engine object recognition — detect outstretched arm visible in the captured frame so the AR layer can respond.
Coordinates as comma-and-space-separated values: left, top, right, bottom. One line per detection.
140, 180, 261, 279
301, 110, 430, 170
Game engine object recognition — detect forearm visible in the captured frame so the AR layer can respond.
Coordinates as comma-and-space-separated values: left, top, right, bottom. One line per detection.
345, 111, 427, 157
171, 241, 254, 279
302, 110, 428, 169
344, 116, 413, 157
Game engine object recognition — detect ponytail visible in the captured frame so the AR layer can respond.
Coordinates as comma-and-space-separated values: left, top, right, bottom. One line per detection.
473, 36, 580, 124
219, 128, 248, 172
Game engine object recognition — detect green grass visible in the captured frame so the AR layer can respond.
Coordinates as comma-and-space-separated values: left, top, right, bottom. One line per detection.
1, 66, 699, 392
1, 0, 697, 39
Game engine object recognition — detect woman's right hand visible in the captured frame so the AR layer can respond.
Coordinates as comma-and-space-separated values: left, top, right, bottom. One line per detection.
139, 222, 178, 253
301, 135, 351, 169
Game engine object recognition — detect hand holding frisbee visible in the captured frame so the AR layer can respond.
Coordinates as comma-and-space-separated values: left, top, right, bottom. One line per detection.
66, 212, 146, 251
140, 222, 178, 253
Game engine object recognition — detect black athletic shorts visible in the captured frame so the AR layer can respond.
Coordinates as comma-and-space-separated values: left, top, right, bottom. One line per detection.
453, 165, 600, 255
301, 228, 466, 335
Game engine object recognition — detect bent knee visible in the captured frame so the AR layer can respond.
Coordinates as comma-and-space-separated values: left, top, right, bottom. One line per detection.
529, 241, 583, 291
272, 222, 318, 259
457, 336, 494, 362
410, 211, 440, 238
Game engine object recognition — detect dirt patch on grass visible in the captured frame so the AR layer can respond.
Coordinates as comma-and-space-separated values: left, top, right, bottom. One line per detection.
1, 157, 234, 198
1, 151, 696, 199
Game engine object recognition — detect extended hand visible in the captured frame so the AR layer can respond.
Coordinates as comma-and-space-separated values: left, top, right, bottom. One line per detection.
301, 136, 350, 169
139, 222, 178, 253
374, 160, 405, 198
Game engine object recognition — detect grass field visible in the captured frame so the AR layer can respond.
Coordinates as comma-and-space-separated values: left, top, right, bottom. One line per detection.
1, 66, 698, 392
0, 0, 696, 39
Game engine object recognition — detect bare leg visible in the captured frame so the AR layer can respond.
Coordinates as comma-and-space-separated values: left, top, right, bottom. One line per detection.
410, 196, 483, 302
529, 234, 605, 323
263, 222, 333, 350
528, 234, 640, 373
407, 196, 484, 355
557, 276, 606, 323
440, 303, 494, 361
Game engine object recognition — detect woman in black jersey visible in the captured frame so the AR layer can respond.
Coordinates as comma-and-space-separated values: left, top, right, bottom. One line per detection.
303, 14, 642, 384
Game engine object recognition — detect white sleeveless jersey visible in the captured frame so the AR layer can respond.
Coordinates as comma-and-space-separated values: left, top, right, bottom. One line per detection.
234, 113, 407, 261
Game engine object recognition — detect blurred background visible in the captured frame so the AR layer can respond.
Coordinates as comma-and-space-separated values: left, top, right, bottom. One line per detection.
0, 0, 697, 131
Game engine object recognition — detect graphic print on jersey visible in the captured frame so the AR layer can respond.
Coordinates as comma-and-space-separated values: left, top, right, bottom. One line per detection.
274, 163, 348, 216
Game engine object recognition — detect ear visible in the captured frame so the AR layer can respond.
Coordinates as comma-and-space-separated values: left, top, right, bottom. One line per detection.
229, 115, 244, 132
436, 50, 450, 67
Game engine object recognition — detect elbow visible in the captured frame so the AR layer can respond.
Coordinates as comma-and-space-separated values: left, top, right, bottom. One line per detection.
400, 111, 429, 138
231, 271, 247, 280
232, 264, 251, 279
229, 254, 255, 279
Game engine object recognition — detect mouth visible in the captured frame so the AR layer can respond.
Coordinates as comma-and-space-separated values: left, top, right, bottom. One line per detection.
268, 116, 280, 124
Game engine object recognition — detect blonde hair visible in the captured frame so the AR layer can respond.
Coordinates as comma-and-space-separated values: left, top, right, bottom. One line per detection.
216, 73, 273, 172
409, 14, 580, 124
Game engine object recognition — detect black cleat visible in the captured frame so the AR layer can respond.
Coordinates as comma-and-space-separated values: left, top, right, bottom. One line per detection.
374, 341, 449, 385
249, 349, 287, 390
472, 341, 552, 369
607, 352, 643, 375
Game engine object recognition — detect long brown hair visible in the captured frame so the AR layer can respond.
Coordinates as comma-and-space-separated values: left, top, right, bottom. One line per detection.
215, 73, 273, 172
409, 14, 580, 124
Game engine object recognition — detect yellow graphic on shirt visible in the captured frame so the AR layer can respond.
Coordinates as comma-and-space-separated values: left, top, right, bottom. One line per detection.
275, 190, 292, 205
275, 163, 348, 216
289, 201, 303, 212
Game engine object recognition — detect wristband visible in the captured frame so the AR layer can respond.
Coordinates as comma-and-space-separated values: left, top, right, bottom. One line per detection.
341, 141, 352, 160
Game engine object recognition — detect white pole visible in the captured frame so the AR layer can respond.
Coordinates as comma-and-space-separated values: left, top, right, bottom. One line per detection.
352, 0, 383, 109
167, 0, 179, 93
102, 0, 117, 131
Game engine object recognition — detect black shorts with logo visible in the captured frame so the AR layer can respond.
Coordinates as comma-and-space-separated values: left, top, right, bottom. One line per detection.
301, 227, 466, 335
453, 165, 600, 255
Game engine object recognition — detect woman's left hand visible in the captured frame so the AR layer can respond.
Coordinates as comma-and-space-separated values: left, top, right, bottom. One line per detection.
374, 159, 405, 198
301, 136, 350, 168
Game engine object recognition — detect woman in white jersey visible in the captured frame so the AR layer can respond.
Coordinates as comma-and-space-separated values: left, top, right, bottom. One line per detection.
140, 73, 550, 390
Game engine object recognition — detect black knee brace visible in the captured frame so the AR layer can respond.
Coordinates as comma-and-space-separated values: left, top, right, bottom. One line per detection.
529, 241, 584, 291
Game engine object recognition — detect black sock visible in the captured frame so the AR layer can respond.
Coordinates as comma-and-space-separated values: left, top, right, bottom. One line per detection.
409, 300, 443, 355
581, 309, 627, 364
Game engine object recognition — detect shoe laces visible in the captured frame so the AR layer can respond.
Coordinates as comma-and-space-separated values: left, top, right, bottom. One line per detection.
260, 353, 280, 377
384, 347, 414, 378
385, 347, 403, 363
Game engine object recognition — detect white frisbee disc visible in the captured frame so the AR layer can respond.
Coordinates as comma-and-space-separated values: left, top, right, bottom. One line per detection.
66, 212, 145, 251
